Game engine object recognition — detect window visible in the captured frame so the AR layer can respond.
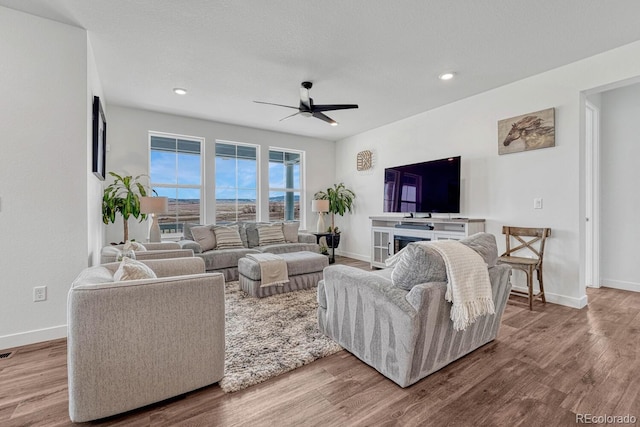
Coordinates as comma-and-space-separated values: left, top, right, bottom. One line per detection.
215, 142, 258, 222
268, 149, 302, 222
149, 133, 202, 236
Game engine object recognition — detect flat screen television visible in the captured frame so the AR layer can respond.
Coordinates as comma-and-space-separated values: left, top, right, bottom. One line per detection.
383, 156, 461, 214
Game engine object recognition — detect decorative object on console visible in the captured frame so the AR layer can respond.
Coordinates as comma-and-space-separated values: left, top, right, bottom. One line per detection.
356, 150, 373, 171
102, 172, 150, 243
311, 199, 329, 233
92, 96, 106, 181
498, 107, 555, 155
140, 196, 169, 242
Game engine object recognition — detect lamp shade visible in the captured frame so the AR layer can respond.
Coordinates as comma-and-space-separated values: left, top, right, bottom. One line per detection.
311, 199, 329, 213
140, 196, 168, 214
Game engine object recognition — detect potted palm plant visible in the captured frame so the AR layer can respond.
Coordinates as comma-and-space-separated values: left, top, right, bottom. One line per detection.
102, 172, 150, 243
314, 183, 356, 249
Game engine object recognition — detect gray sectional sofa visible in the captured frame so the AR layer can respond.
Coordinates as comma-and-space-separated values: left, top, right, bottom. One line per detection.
178, 221, 320, 281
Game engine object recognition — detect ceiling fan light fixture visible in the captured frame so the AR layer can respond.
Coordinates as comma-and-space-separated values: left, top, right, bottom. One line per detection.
438, 72, 455, 81
254, 82, 357, 126
173, 88, 187, 95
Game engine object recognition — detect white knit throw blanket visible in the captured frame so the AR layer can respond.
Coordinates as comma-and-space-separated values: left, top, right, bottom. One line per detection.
421, 240, 495, 331
246, 253, 289, 287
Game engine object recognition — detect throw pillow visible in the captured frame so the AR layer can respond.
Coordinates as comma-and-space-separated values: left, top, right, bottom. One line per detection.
459, 232, 499, 267
123, 241, 147, 252
282, 221, 300, 243
113, 257, 157, 281
190, 225, 216, 251
244, 222, 269, 248
257, 223, 286, 245
390, 243, 447, 291
183, 222, 203, 241
236, 222, 249, 248
213, 225, 244, 249
72, 266, 114, 287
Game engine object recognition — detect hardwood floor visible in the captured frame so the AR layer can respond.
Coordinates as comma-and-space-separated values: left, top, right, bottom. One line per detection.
2, 256, 639, 426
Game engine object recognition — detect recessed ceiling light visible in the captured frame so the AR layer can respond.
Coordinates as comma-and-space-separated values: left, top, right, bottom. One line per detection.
330, 122, 338, 127
438, 72, 455, 81
173, 88, 187, 95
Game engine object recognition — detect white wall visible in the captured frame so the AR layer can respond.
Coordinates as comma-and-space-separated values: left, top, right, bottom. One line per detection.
105, 106, 336, 243
87, 36, 106, 266
0, 7, 88, 348
336, 40, 640, 308
599, 83, 640, 292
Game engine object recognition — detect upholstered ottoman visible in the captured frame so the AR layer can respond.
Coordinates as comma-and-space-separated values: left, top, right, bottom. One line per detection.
238, 251, 328, 297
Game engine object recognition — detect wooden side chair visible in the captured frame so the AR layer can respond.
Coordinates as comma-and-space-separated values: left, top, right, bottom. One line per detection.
497, 226, 551, 310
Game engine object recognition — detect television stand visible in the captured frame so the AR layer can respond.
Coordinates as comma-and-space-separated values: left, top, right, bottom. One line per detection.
369, 216, 485, 268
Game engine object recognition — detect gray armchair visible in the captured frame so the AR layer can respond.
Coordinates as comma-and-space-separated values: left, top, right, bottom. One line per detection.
317, 233, 512, 388
67, 257, 225, 422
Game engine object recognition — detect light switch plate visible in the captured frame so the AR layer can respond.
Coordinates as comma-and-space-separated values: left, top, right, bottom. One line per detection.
534, 198, 543, 209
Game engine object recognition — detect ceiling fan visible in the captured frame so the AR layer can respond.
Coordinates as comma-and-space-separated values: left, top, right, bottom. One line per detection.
254, 81, 358, 126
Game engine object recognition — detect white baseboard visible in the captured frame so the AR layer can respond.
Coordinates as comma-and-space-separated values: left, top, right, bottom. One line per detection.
334, 249, 370, 263
510, 285, 588, 309
601, 278, 640, 293
0, 325, 67, 350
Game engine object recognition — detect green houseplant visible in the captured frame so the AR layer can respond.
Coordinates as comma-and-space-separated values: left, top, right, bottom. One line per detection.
314, 183, 355, 248
102, 172, 150, 243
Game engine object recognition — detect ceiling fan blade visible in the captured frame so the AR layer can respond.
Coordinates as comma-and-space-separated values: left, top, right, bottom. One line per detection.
312, 104, 359, 112
254, 100, 299, 110
279, 111, 302, 122
312, 112, 338, 126
299, 86, 311, 109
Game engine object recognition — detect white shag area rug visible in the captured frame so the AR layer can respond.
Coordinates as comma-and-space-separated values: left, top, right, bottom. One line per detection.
219, 281, 342, 393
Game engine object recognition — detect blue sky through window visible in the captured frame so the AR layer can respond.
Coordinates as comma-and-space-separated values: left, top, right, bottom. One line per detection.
151, 141, 303, 204
151, 150, 201, 199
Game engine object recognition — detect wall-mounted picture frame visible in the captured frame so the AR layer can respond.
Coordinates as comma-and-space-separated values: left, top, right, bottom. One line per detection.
356, 150, 373, 171
498, 107, 555, 155
92, 96, 106, 180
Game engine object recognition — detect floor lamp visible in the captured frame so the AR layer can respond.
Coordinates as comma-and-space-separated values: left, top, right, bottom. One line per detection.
311, 199, 330, 233
140, 196, 169, 242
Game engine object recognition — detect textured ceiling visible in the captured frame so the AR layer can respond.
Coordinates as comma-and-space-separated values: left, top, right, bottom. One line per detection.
3, 0, 640, 141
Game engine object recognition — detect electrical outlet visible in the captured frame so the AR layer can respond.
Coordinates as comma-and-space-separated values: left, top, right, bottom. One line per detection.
534, 198, 543, 209
33, 286, 47, 302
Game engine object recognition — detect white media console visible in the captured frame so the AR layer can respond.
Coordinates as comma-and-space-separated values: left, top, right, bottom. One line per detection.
369, 216, 486, 268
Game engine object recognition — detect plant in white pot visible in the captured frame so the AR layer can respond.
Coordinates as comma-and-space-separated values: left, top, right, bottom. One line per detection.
102, 172, 150, 243
314, 183, 356, 249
